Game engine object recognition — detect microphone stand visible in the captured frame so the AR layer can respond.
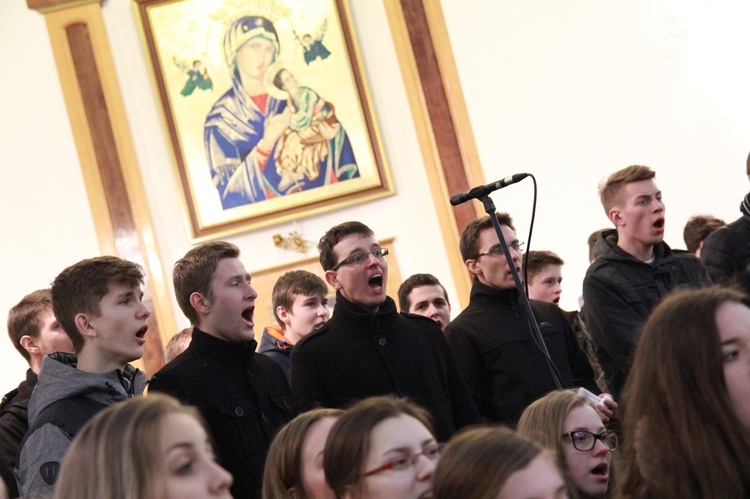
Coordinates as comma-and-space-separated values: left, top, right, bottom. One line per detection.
478, 195, 563, 390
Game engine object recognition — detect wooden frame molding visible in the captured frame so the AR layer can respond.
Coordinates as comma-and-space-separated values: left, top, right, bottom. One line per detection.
27, 0, 175, 376
384, 0, 485, 308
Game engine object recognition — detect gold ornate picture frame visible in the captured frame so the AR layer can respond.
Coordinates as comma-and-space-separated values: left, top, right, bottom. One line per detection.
135, 0, 393, 239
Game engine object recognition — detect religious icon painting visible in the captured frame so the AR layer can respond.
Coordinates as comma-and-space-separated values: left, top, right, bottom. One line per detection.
135, 0, 393, 238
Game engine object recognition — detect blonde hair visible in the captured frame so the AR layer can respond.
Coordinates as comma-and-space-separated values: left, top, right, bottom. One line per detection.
598, 165, 655, 215
262, 408, 344, 499
54, 394, 202, 499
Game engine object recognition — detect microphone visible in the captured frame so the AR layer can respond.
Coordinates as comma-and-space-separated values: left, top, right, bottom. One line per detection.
450, 173, 529, 206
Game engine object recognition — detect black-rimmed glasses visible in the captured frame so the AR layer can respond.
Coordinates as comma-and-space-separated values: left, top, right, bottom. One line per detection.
363, 442, 445, 476
562, 430, 618, 451
475, 241, 525, 259
331, 248, 389, 271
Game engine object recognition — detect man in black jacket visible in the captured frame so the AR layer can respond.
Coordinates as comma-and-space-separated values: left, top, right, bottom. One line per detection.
445, 214, 602, 426
291, 221, 481, 441
700, 151, 750, 289
149, 241, 295, 498
583, 165, 712, 398
0, 289, 73, 498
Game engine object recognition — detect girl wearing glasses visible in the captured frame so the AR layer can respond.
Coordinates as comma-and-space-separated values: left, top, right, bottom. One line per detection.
617, 287, 750, 497
262, 408, 344, 499
324, 396, 440, 499
517, 389, 616, 498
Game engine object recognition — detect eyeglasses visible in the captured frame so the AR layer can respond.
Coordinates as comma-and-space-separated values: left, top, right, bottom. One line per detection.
331, 248, 389, 271
562, 430, 618, 451
363, 442, 444, 476
475, 241, 525, 259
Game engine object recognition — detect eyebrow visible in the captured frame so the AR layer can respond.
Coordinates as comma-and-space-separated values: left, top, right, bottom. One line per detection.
721, 338, 738, 346
115, 290, 135, 301
382, 438, 436, 456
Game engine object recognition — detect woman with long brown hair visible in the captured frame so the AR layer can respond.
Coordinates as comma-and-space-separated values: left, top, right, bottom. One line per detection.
518, 389, 616, 498
618, 287, 750, 497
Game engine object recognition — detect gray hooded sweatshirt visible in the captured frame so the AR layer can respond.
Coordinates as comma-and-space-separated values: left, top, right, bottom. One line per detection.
15, 352, 146, 497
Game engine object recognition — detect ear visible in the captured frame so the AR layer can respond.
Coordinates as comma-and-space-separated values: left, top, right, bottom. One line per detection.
19, 335, 41, 356
325, 270, 342, 290
75, 313, 97, 339
189, 292, 211, 316
465, 258, 480, 277
276, 306, 292, 327
608, 207, 622, 227
288, 487, 300, 499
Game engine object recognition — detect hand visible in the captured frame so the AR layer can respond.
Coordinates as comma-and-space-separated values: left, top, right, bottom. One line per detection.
596, 393, 618, 423
260, 108, 291, 148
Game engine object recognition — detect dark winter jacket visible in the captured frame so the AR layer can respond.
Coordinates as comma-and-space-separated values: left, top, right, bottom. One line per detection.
291, 292, 481, 442
582, 230, 712, 398
257, 326, 293, 383
148, 328, 295, 499
0, 369, 37, 498
700, 214, 750, 286
445, 280, 598, 425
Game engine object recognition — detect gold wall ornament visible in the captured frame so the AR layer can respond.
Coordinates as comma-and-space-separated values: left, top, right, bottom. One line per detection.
273, 230, 315, 253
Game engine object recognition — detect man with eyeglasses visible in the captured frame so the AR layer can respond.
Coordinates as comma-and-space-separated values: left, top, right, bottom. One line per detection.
291, 221, 481, 441
444, 214, 599, 425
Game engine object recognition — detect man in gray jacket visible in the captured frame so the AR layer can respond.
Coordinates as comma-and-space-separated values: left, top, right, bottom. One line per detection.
15, 257, 150, 497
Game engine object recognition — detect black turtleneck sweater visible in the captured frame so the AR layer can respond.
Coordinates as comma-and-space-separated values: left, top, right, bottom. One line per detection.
291, 292, 481, 441
445, 279, 598, 426
149, 328, 294, 499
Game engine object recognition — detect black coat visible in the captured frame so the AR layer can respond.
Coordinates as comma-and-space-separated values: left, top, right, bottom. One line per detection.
583, 230, 712, 397
149, 329, 295, 499
701, 214, 750, 286
291, 293, 481, 442
445, 280, 598, 426
0, 369, 36, 498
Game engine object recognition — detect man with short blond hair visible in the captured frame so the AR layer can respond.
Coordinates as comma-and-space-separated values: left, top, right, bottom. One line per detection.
583, 165, 711, 397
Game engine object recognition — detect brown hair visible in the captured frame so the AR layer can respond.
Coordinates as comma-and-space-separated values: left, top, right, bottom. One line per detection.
52, 256, 144, 353
587, 229, 609, 264
517, 390, 592, 499
397, 273, 449, 312
683, 215, 725, 254
262, 408, 344, 499
459, 213, 515, 262
7, 289, 52, 362
173, 241, 240, 326
524, 250, 565, 283
618, 287, 750, 497
598, 165, 656, 214
317, 221, 374, 271
324, 396, 435, 498
272, 271, 329, 327
54, 394, 205, 499
432, 426, 548, 499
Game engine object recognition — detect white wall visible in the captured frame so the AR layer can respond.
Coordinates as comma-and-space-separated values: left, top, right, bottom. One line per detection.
2, 0, 749, 394
442, 0, 750, 310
